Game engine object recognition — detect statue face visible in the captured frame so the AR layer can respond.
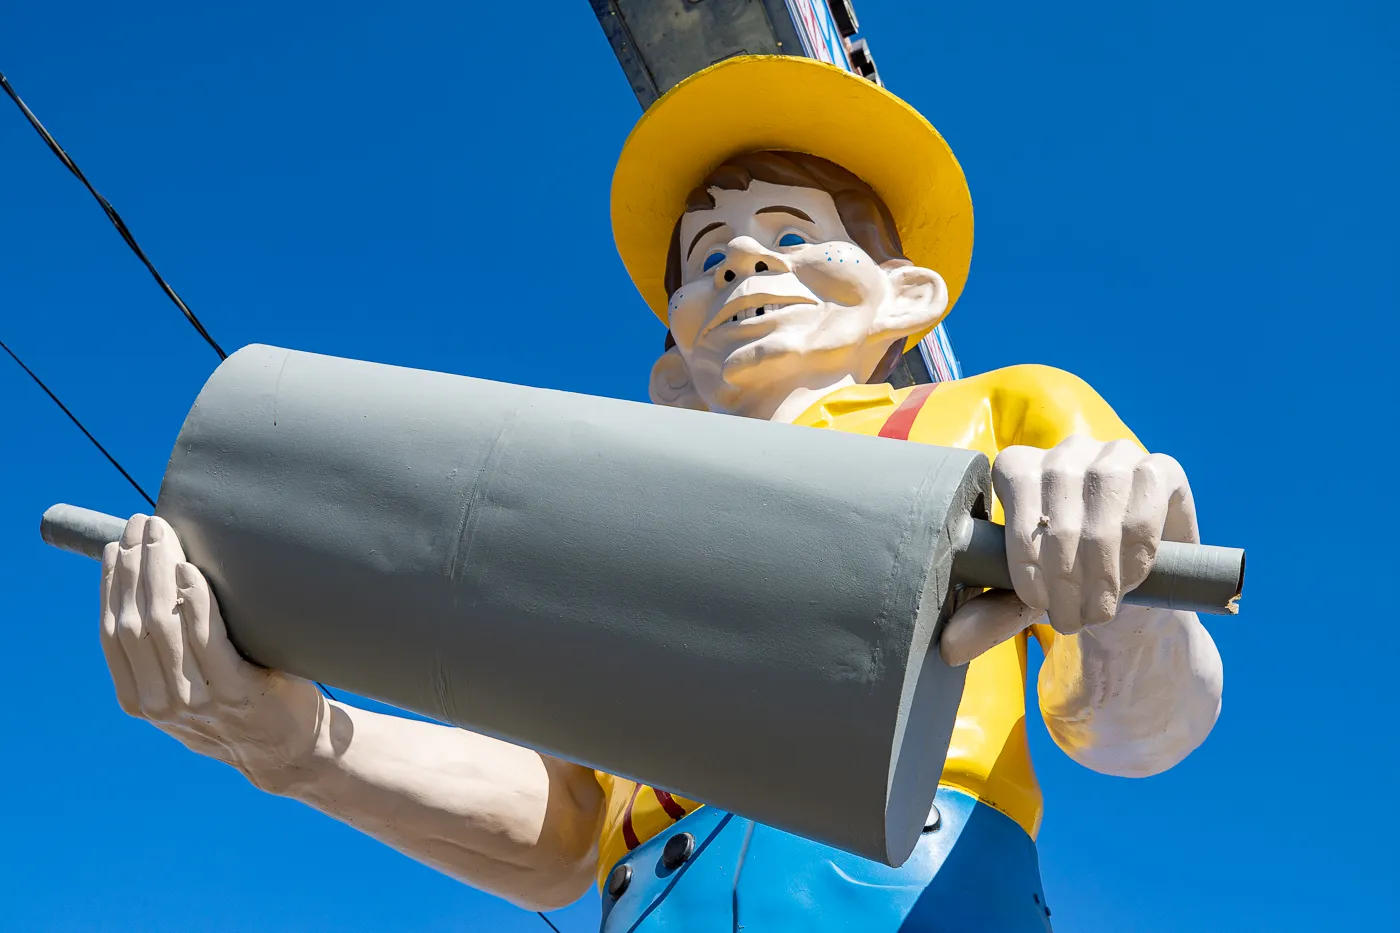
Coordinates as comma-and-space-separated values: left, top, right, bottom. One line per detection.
660, 180, 945, 417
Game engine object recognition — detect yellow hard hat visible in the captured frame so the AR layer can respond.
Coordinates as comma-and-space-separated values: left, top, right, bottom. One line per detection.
611, 55, 974, 350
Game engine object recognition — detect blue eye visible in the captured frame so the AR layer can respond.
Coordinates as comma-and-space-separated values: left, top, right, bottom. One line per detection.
778, 233, 807, 247
701, 251, 725, 272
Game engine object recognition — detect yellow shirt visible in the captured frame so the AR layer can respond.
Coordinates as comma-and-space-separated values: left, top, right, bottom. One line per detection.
594, 364, 1143, 885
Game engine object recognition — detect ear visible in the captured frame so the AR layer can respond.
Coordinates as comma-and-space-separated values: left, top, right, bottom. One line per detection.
876, 263, 950, 338
649, 346, 708, 411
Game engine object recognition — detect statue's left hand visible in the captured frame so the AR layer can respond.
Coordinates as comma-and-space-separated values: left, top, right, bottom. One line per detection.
98, 514, 325, 792
940, 435, 1199, 665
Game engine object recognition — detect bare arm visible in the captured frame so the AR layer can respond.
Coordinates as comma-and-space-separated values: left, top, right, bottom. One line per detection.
100, 514, 602, 911
274, 702, 602, 910
1036, 605, 1222, 776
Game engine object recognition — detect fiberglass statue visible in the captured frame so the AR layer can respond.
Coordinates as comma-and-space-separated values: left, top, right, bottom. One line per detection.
97, 57, 1222, 931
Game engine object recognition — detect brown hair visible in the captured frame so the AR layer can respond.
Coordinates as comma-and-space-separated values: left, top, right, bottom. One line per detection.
661, 151, 909, 380
662, 150, 906, 298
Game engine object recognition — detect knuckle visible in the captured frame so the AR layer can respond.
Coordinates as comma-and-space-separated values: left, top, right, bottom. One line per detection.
116, 544, 142, 575
1005, 529, 1037, 560
1043, 514, 1080, 541
186, 679, 218, 713
1143, 452, 1186, 484
1122, 514, 1162, 546
1047, 572, 1083, 598
1132, 456, 1163, 482
1057, 434, 1096, 450
1122, 541, 1158, 578
1102, 438, 1140, 460
1041, 462, 1079, 488
1086, 461, 1132, 490
1083, 590, 1118, 626
1077, 533, 1117, 569
1146, 451, 1183, 470
1127, 530, 1162, 556
995, 486, 1035, 521
1011, 565, 1049, 607
992, 452, 1036, 486
1041, 533, 1081, 570
114, 606, 142, 641
996, 444, 1036, 462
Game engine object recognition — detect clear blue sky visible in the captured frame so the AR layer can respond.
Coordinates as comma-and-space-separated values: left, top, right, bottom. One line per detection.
1, 1, 1395, 930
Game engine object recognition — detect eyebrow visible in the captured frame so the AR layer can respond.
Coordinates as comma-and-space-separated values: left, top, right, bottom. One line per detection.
686, 221, 727, 259
755, 205, 815, 223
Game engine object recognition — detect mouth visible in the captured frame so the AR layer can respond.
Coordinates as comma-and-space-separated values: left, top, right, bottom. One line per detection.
703, 296, 815, 338
725, 303, 783, 324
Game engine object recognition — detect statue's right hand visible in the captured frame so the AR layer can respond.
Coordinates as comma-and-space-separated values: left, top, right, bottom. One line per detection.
100, 514, 325, 793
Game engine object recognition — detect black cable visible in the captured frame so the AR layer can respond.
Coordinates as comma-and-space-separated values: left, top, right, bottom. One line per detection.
0, 72, 345, 701
1, 335, 340, 703
0, 69, 227, 361
2, 63, 550, 915
1, 337, 156, 509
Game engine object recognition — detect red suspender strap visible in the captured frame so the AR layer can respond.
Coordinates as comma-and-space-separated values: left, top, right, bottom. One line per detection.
653, 788, 688, 821
621, 783, 643, 850
878, 383, 938, 440
622, 784, 689, 851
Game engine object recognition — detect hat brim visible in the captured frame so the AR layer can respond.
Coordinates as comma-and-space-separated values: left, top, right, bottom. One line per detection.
611, 55, 973, 350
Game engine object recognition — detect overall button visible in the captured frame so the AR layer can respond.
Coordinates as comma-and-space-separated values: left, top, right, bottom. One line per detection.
606, 862, 632, 899
923, 803, 942, 833
661, 832, 695, 870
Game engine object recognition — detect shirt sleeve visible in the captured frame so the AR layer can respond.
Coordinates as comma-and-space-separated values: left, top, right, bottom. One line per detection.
984, 364, 1146, 453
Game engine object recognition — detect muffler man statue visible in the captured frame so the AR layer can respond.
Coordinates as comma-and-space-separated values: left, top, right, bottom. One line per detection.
97, 56, 1223, 931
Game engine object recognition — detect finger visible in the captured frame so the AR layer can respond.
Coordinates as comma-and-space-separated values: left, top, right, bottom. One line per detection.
992, 445, 1050, 610
139, 517, 205, 708
1077, 440, 1138, 627
177, 562, 254, 701
1152, 454, 1199, 545
940, 590, 1045, 667
1121, 455, 1172, 592
114, 515, 172, 718
1039, 436, 1098, 633
99, 541, 141, 716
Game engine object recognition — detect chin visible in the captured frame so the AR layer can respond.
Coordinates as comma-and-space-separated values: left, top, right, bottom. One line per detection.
718, 343, 798, 393
719, 328, 807, 375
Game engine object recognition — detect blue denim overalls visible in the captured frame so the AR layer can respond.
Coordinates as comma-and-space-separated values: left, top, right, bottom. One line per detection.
598, 786, 1054, 932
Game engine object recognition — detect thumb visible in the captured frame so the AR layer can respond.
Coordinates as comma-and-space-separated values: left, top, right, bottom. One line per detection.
939, 590, 1045, 667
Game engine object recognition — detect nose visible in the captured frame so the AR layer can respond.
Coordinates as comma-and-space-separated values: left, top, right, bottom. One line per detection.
712, 236, 789, 287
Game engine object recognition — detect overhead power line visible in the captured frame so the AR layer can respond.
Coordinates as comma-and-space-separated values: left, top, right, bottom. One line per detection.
1, 64, 589, 931
0, 69, 227, 361
1, 335, 342, 705
0, 337, 156, 509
